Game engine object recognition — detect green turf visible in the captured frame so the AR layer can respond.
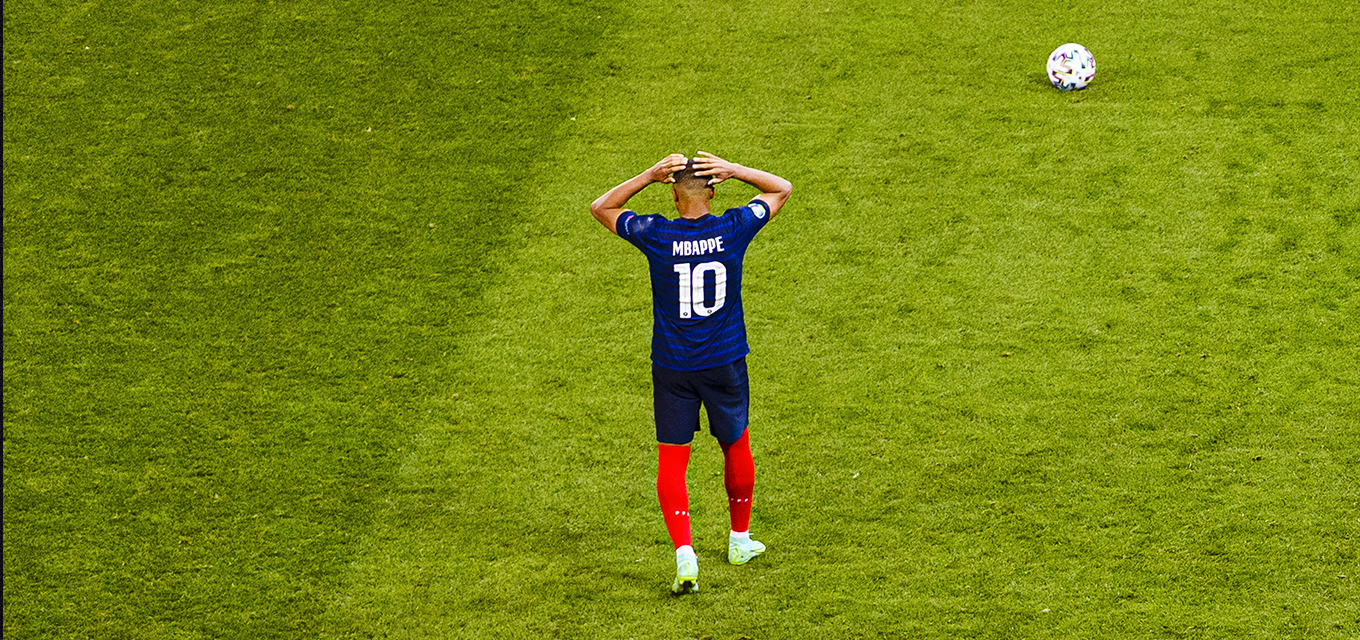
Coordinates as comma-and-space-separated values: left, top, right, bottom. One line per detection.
5, 0, 1358, 638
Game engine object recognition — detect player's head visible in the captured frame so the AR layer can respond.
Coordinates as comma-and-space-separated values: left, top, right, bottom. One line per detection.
671, 158, 714, 205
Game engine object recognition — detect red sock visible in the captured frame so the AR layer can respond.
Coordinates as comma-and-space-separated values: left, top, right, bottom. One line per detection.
656, 444, 692, 549
720, 430, 755, 533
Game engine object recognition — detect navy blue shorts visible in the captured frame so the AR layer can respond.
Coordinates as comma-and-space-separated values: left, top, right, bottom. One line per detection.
652, 358, 750, 445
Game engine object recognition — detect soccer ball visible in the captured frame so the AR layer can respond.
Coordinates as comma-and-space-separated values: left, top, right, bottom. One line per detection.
1047, 43, 1096, 91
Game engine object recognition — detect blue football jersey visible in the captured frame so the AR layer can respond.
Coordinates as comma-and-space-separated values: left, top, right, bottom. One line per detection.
618, 199, 772, 371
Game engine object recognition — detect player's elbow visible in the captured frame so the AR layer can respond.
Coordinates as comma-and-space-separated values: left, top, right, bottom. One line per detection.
767, 177, 792, 201
590, 201, 622, 234
770, 180, 793, 206
760, 181, 792, 220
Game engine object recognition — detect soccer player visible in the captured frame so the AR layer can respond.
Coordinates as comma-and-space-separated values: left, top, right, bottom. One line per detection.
590, 151, 792, 594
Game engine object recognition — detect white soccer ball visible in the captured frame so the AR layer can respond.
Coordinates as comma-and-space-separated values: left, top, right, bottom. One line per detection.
1047, 43, 1096, 91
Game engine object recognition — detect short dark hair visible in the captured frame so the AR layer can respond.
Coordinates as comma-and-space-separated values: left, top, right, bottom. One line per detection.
671, 158, 712, 196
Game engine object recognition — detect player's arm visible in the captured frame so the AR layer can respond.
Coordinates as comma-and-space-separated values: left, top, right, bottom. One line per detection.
590, 153, 689, 235
692, 151, 793, 220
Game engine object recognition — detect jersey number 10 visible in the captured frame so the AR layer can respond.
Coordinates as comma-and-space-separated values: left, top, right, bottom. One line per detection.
673, 261, 727, 319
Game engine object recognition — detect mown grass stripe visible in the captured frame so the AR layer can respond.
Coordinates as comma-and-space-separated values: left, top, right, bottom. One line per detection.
4, 1, 612, 637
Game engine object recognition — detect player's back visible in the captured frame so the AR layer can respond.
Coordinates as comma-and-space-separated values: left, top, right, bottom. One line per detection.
617, 200, 773, 371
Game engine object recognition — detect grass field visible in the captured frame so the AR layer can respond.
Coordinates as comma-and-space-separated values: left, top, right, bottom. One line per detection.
4, 1, 1358, 638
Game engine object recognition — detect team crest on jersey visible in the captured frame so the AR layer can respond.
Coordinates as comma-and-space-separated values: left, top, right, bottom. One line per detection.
750, 202, 767, 219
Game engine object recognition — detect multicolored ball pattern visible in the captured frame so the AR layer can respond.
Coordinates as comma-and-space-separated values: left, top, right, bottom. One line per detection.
1047, 43, 1096, 91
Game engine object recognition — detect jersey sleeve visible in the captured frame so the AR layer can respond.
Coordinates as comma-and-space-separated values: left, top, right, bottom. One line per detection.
726, 199, 773, 243
616, 211, 642, 243
617, 210, 659, 252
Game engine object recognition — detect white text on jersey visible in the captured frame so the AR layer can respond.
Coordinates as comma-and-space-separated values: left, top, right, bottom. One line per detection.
673, 236, 725, 257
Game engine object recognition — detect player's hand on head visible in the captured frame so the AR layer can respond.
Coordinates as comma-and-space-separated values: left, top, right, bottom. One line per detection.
649, 153, 689, 184
693, 151, 737, 186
